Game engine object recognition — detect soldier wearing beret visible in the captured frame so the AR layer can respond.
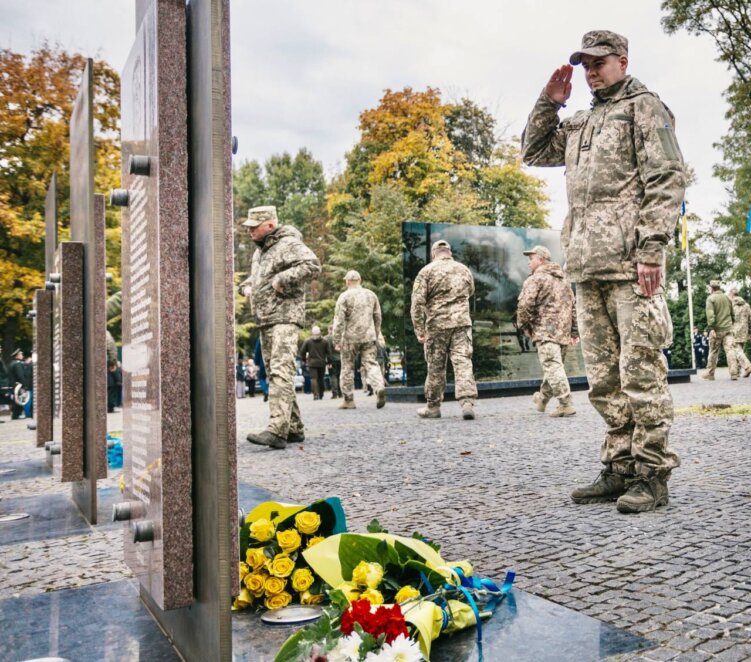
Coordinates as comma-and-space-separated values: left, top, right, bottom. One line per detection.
241, 206, 321, 450
516, 245, 578, 418
703, 280, 739, 380
522, 30, 685, 513
410, 240, 477, 420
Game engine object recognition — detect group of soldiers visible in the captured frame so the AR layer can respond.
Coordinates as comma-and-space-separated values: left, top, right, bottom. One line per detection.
702, 281, 751, 380
237, 29, 744, 515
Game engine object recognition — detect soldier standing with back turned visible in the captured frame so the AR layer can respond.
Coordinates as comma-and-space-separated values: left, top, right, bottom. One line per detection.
702, 280, 739, 380
516, 245, 578, 418
410, 239, 477, 420
729, 288, 751, 378
331, 270, 386, 410
241, 205, 321, 450
522, 30, 685, 513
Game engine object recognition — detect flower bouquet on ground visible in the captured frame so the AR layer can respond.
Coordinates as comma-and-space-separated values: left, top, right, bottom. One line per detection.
273, 521, 514, 661
234, 497, 347, 611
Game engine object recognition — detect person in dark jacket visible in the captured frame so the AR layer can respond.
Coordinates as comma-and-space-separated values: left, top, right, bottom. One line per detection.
9, 349, 27, 419
298, 326, 329, 400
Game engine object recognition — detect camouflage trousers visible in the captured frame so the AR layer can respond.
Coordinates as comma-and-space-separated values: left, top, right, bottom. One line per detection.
731, 341, 751, 374
424, 326, 477, 408
577, 281, 680, 478
341, 341, 383, 398
706, 330, 739, 378
260, 324, 303, 437
536, 341, 571, 404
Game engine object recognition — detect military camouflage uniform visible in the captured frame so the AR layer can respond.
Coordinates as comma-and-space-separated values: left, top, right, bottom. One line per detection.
705, 290, 738, 379
522, 74, 685, 479
331, 286, 384, 398
241, 226, 321, 437
730, 294, 751, 375
517, 261, 577, 405
411, 255, 477, 408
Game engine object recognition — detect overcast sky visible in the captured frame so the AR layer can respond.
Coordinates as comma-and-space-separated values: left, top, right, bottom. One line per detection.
1, 0, 733, 229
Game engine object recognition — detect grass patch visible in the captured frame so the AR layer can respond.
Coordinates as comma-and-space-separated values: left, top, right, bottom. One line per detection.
675, 404, 751, 416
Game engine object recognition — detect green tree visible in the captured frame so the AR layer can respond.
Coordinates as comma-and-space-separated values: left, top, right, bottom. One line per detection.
0, 45, 120, 361
662, 0, 751, 283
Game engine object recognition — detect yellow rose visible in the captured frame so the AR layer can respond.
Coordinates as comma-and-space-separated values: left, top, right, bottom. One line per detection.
264, 575, 287, 596
300, 589, 325, 605
243, 572, 267, 597
360, 588, 384, 605
335, 581, 361, 602
232, 587, 253, 609
245, 547, 268, 571
264, 590, 293, 610
276, 528, 302, 553
395, 585, 421, 603
352, 561, 384, 589
291, 568, 315, 592
249, 518, 276, 542
307, 536, 325, 548
294, 511, 322, 535
269, 554, 296, 578
239, 562, 250, 582
454, 561, 473, 577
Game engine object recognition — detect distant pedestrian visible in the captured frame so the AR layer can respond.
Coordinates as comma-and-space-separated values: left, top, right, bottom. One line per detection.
332, 270, 386, 409
324, 329, 342, 399
245, 358, 257, 397
410, 240, 477, 420
9, 349, 26, 419
236, 359, 246, 398
253, 338, 269, 402
516, 245, 578, 418
299, 326, 329, 400
702, 280, 738, 380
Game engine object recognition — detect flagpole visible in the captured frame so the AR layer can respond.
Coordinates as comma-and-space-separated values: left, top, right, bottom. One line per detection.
683, 205, 696, 370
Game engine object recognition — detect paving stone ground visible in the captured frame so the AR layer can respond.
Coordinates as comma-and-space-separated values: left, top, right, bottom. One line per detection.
1, 370, 749, 660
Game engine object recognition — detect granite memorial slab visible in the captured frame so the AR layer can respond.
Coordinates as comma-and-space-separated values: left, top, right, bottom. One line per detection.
50, 241, 84, 482
0, 493, 91, 546
69, 60, 108, 524
0, 580, 180, 661
118, 0, 193, 612
0, 459, 49, 483
128, 1, 238, 660
31, 174, 59, 447
231, 588, 653, 661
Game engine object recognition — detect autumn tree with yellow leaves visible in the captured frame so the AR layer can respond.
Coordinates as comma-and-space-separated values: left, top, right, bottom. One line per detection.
0, 45, 120, 361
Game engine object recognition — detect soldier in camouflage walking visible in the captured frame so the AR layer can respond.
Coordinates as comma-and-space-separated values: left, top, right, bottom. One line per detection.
331, 270, 386, 409
729, 289, 751, 378
410, 240, 477, 420
703, 280, 739, 381
241, 206, 321, 450
522, 31, 685, 513
516, 245, 578, 418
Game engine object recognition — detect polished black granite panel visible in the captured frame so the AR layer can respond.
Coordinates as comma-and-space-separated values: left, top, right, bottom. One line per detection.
237, 482, 280, 512
0, 494, 90, 546
0, 459, 49, 483
232, 589, 653, 661
0, 580, 179, 662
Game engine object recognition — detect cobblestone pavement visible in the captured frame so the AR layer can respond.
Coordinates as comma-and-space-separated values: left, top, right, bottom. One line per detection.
1, 373, 749, 660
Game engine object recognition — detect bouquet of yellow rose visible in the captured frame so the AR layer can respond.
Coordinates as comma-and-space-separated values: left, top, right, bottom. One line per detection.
234, 497, 347, 611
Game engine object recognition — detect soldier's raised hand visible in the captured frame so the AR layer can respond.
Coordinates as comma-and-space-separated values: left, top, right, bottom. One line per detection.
545, 64, 573, 106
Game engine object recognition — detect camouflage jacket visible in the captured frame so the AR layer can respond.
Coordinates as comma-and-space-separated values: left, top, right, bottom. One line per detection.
331, 286, 382, 347
410, 255, 474, 336
516, 262, 578, 345
522, 76, 686, 283
241, 226, 321, 328
706, 291, 734, 333
731, 295, 751, 342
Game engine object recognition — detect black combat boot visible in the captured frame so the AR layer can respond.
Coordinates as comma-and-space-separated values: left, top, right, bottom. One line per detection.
246, 430, 287, 449
570, 468, 629, 504
616, 476, 669, 514
287, 430, 305, 444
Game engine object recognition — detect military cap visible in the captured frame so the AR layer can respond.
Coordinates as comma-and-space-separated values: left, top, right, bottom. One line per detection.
242, 205, 278, 228
431, 239, 452, 252
570, 30, 628, 66
522, 245, 552, 261
709, 279, 722, 288
12, 348, 23, 357
344, 270, 361, 282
